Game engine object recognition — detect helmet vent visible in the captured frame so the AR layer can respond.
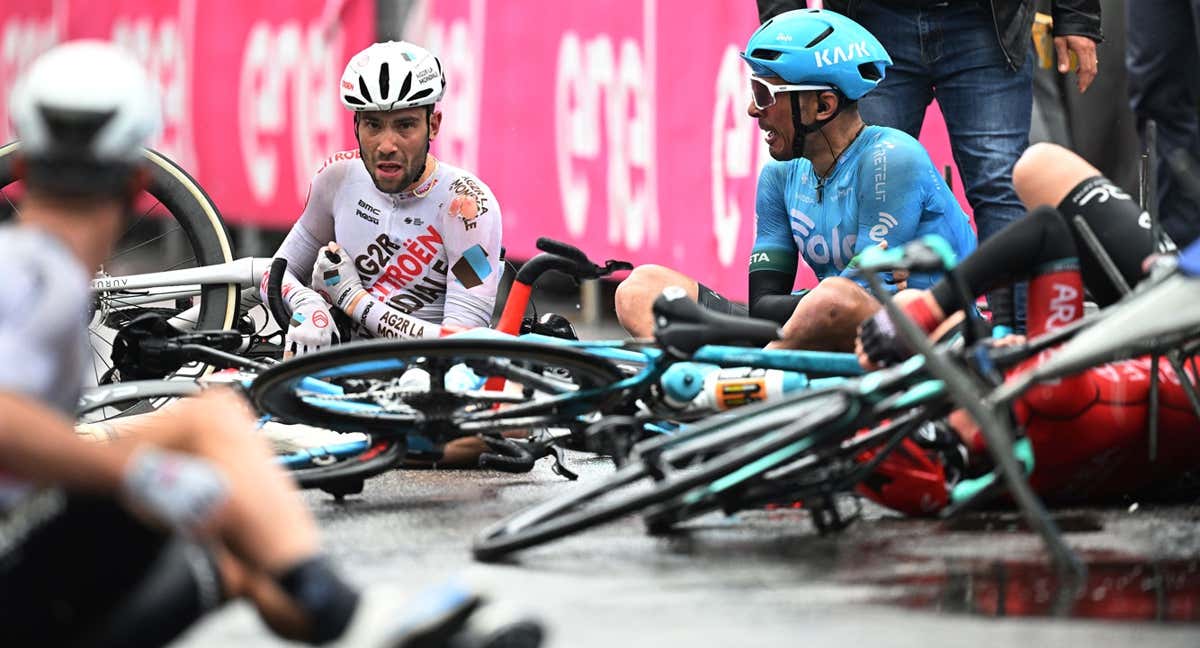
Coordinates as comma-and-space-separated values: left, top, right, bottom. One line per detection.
407, 88, 435, 101
858, 62, 883, 81
749, 48, 783, 61
397, 71, 413, 101
343, 95, 366, 106
358, 75, 373, 103
379, 62, 391, 99
804, 26, 835, 49
38, 106, 114, 150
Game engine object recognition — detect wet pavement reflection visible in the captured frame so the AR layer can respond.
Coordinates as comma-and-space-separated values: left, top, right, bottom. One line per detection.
870, 557, 1200, 621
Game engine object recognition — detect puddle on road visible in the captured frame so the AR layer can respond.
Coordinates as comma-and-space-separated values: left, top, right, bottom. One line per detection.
870, 559, 1200, 621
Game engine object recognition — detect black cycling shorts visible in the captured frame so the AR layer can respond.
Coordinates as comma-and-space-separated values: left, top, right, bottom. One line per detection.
696, 282, 749, 317
0, 491, 218, 647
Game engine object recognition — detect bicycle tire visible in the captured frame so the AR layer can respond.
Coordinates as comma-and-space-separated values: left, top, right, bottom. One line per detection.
0, 141, 237, 384
290, 437, 407, 493
472, 391, 853, 562
639, 407, 932, 534
250, 337, 627, 436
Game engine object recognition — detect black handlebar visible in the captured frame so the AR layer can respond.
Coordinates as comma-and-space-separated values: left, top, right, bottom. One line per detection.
513, 237, 633, 286
266, 257, 292, 331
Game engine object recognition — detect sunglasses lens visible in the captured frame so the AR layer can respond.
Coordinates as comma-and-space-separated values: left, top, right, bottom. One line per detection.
750, 79, 774, 110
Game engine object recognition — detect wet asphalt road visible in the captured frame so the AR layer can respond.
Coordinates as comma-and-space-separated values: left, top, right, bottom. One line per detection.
174, 451, 1200, 648
175, 303, 1200, 647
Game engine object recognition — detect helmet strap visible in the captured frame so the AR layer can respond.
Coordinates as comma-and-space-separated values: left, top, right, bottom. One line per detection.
788, 90, 844, 160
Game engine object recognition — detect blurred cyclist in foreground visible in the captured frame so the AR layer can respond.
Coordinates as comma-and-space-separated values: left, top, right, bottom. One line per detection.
0, 40, 541, 648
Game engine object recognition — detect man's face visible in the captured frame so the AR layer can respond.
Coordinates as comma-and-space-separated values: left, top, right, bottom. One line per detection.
356, 107, 442, 193
747, 77, 818, 161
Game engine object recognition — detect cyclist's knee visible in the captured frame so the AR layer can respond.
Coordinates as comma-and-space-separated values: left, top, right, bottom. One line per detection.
615, 265, 686, 319
794, 278, 872, 332
1014, 143, 1099, 208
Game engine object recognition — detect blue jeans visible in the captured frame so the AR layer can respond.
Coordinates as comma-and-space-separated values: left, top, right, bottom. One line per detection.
1127, 0, 1200, 247
852, 1, 1033, 244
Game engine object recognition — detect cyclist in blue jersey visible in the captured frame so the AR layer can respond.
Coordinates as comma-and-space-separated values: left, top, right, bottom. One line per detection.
615, 9, 976, 351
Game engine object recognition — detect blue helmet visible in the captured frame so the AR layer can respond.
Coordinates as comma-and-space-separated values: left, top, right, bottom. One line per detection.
741, 9, 891, 101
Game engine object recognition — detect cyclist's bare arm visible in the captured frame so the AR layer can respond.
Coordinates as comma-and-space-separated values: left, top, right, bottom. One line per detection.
0, 392, 133, 492
261, 166, 338, 311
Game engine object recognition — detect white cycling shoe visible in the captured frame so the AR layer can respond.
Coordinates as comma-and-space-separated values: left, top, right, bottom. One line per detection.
336, 581, 544, 648
259, 420, 367, 455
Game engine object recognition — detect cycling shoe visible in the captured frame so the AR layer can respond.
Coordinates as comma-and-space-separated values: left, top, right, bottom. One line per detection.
336, 580, 543, 648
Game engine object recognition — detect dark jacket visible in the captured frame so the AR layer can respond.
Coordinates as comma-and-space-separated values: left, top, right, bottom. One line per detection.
755, 0, 1102, 70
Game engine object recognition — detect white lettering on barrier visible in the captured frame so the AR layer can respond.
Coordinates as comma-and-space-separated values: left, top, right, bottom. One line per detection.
290, 25, 343, 200
0, 8, 61, 142
112, 11, 196, 172
423, 0, 485, 173
554, 30, 658, 249
239, 20, 343, 205
711, 45, 767, 267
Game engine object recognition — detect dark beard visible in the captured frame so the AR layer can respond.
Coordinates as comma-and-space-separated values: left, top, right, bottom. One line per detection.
367, 138, 431, 194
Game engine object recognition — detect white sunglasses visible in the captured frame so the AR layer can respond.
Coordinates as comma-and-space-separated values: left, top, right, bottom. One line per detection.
749, 75, 833, 110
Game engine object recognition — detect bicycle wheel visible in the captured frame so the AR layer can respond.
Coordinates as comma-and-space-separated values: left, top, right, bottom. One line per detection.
639, 407, 932, 534
472, 391, 854, 562
250, 337, 627, 439
0, 142, 238, 398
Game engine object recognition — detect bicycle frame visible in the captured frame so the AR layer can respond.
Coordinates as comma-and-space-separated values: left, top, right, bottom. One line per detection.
93, 256, 271, 307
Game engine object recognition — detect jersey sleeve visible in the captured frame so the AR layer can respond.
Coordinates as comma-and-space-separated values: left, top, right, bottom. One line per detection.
261, 163, 342, 305
750, 162, 799, 280
840, 138, 930, 280
438, 174, 503, 328
0, 259, 85, 409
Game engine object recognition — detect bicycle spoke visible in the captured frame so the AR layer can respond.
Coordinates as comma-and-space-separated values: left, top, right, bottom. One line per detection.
119, 199, 162, 240
108, 224, 184, 261
1, 188, 17, 216
163, 256, 198, 271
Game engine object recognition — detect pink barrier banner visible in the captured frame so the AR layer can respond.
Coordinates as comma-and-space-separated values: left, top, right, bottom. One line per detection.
408, 0, 971, 299
0, 0, 374, 229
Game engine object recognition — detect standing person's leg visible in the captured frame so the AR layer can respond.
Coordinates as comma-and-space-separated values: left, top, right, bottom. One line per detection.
929, 4, 1031, 244
849, 2, 935, 138
928, 3, 1032, 330
1127, 0, 1200, 247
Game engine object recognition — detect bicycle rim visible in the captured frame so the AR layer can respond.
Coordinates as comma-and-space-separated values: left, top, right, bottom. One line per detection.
0, 142, 237, 419
250, 338, 626, 437
472, 392, 853, 561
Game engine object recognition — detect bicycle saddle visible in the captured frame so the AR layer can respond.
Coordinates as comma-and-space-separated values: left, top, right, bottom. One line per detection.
652, 287, 781, 356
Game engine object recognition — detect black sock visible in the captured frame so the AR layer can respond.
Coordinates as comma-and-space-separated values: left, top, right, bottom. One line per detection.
276, 556, 361, 644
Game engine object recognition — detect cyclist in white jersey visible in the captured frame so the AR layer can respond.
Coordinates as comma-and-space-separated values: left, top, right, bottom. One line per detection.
0, 41, 539, 648
265, 41, 503, 357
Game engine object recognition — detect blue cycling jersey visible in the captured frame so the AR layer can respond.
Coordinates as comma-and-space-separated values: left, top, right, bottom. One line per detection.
750, 125, 977, 291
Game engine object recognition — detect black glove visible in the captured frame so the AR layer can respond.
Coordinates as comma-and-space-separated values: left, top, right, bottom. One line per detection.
858, 308, 915, 368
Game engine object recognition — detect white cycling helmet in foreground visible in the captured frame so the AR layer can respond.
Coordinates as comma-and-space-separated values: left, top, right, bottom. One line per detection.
9, 40, 161, 195
340, 41, 445, 112
10, 39, 161, 163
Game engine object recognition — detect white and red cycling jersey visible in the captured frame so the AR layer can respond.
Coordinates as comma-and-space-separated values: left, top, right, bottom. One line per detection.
266, 150, 503, 339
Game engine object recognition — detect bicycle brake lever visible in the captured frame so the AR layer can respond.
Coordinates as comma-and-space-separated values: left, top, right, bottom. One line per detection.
596, 259, 634, 277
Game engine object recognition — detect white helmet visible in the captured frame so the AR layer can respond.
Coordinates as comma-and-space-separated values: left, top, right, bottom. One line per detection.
9, 39, 161, 164
340, 41, 445, 112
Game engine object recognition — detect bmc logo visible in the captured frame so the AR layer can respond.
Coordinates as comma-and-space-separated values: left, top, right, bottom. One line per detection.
814, 41, 871, 68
